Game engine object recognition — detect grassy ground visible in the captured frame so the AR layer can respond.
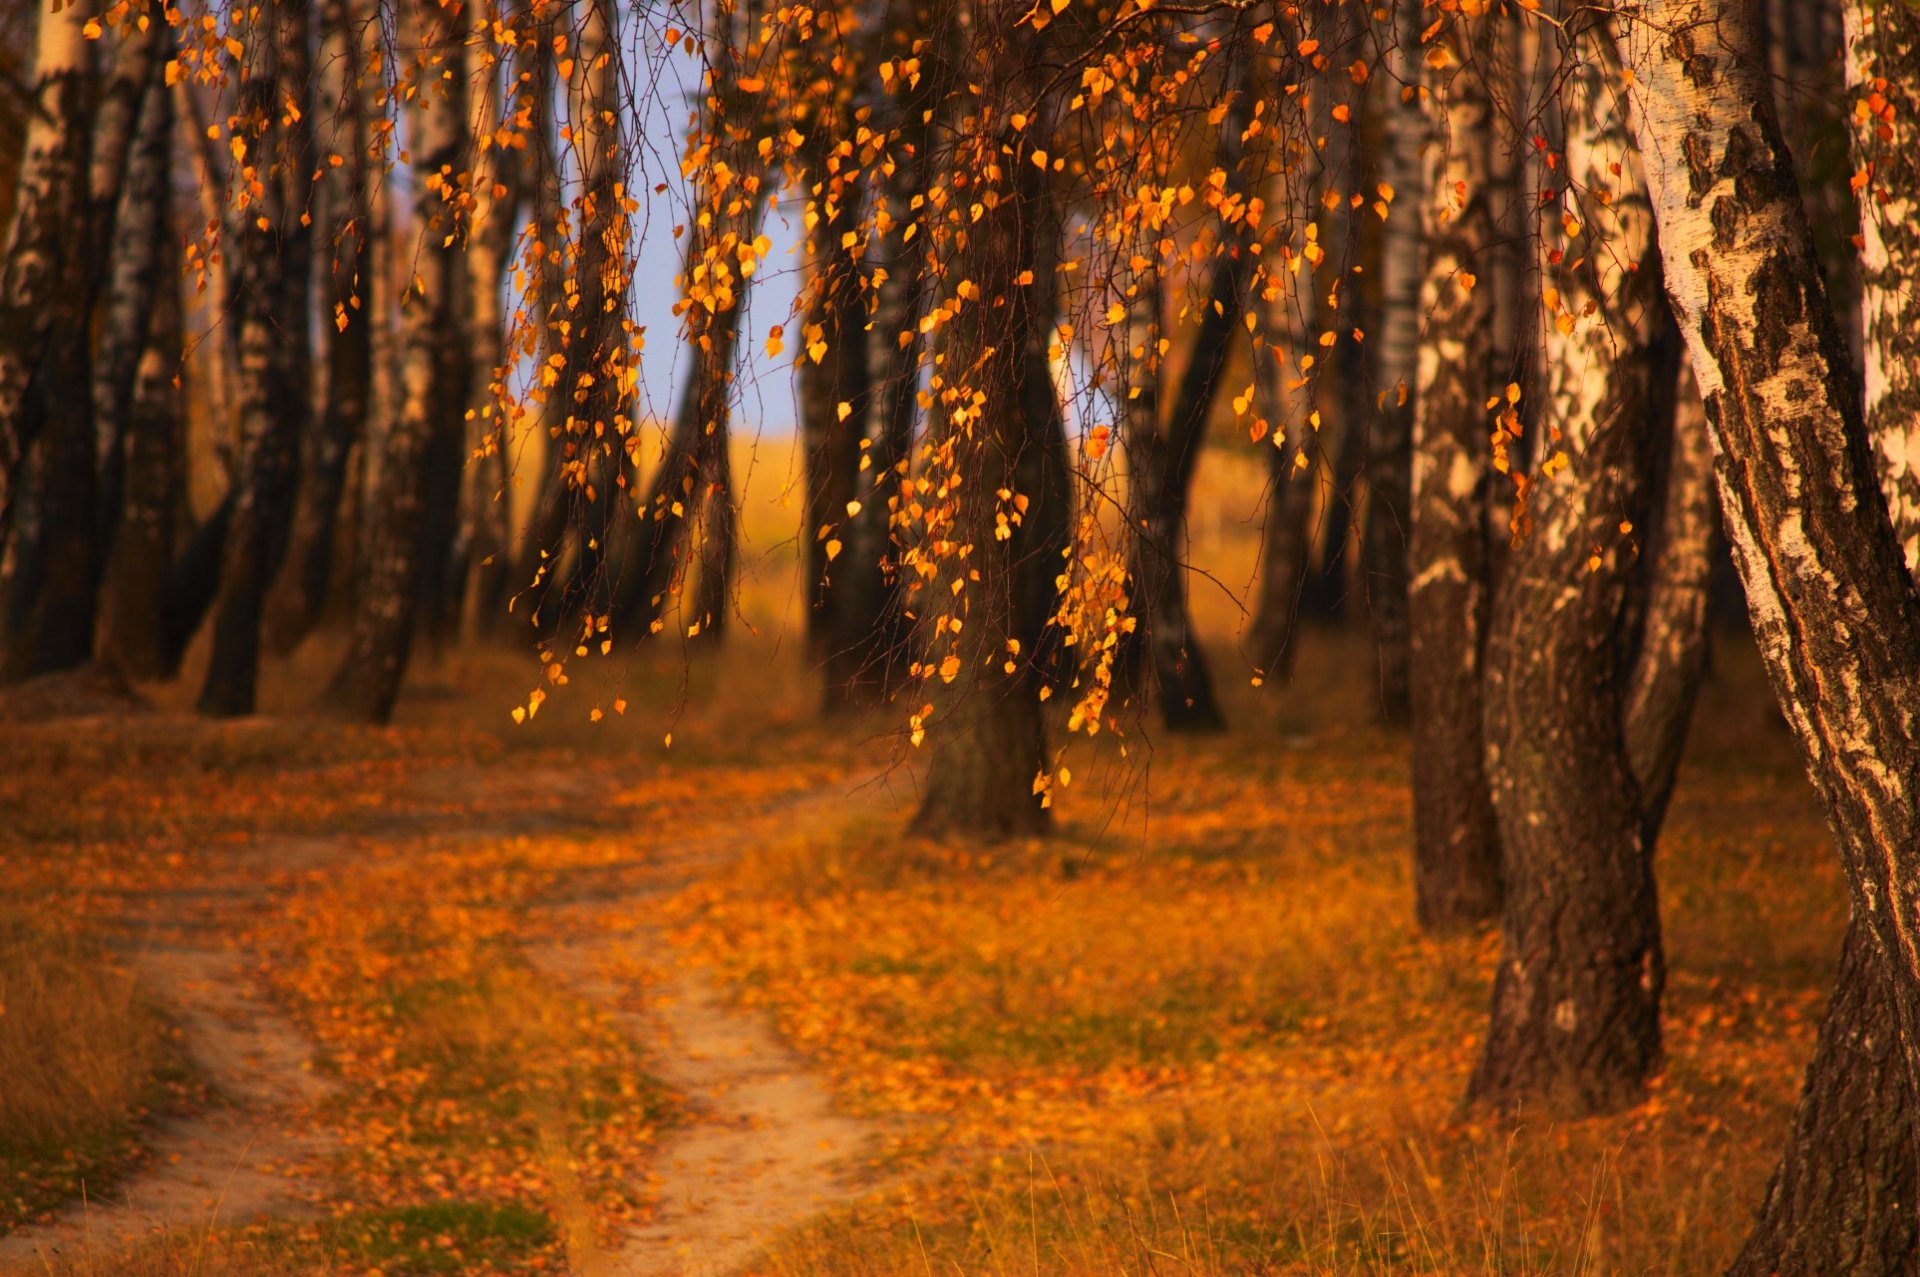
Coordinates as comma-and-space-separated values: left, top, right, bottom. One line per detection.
0, 442, 1849, 1274
0, 913, 175, 1231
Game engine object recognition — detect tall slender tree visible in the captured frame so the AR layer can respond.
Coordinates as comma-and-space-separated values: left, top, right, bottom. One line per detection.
1407, 9, 1502, 930
911, 0, 1050, 838
199, 0, 314, 716
1470, 19, 1677, 1113
1359, 0, 1424, 724
1617, 7, 1920, 1254
96, 50, 181, 680
267, 0, 377, 652
1725, 1, 1920, 1269
0, 0, 96, 681
328, 1, 470, 722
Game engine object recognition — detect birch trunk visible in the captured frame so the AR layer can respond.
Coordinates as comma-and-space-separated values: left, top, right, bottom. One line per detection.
1408, 12, 1501, 931
800, 131, 869, 666
199, 0, 313, 716
99, 162, 184, 681
88, 13, 165, 537
454, 1, 526, 634
327, 4, 468, 722
1361, 0, 1425, 724
267, 0, 375, 650
1623, 367, 1718, 837
912, 0, 1049, 838
1724, 2, 1920, 1269
0, 1, 94, 678
1615, 0, 1920, 1174
1471, 22, 1675, 1113
828, 7, 943, 700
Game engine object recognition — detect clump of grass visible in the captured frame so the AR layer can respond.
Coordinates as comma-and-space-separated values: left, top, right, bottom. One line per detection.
0, 911, 167, 1228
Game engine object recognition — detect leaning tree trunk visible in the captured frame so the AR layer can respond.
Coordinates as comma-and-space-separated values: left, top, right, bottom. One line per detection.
327, 5, 468, 723
912, 0, 1049, 839
1722, 2, 1920, 1271
199, 0, 313, 716
266, 0, 375, 652
1729, 921, 1919, 1277
1360, 0, 1424, 725
1407, 11, 1502, 931
1623, 366, 1719, 840
0, 1, 94, 680
96, 61, 181, 680
1470, 21, 1676, 1115
1617, 0, 1920, 1216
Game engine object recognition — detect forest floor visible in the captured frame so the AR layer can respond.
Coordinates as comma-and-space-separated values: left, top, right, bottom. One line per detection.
0, 442, 1853, 1276
0, 616, 1846, 1277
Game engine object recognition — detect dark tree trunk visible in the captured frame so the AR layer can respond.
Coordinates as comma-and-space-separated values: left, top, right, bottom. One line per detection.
88, 13, 165, 543
1623, 368, 1719, 839
912, 2, 1049, 839
1408, 12, 1501, 931
1718, 3, 1920, 1270
827, 2, 950, 702
326, 6, 467, 723
799, 138, 869, 664
1470, 22, 1676, 1114
1117, 72, 1255, 733
1013, 186, 1072, 691
199, 0, 312, 717
1727, 924, 1919, 1277
162, 492, 236, 676
607, 3, 763, 645
1361, 0, 1424, 724
1125, 249, 1243, 732
97, 70, 181, 681
266, 0, 374, 653
0, 4, 95, 680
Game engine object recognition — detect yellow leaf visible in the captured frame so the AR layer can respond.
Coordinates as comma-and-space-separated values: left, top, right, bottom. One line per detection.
939, 655, 962, 683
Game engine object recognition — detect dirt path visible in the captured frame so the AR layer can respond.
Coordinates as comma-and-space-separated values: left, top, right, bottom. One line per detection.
4, 762, 894, 1276
0, 938, 332, 1273
529, 780, 895, 1277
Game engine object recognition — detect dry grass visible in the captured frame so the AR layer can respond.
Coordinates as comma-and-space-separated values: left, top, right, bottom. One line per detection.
0, 912, 167, 1230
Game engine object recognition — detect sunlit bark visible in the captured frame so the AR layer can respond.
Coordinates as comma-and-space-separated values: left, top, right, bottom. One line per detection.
1472, 22, 1675, 1113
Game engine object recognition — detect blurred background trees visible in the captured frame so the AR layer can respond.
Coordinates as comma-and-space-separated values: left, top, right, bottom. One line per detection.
2, 0, 1919, 1267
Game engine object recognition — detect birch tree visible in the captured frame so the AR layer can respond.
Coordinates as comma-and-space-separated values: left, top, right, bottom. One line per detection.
1724, 0, 1920, 1267
329, 1, 470, 722
1407, 9, 1501, 931
0, 0, 95, 680
1614, 5, 1920, 1255
1471, 20, 1675, 1113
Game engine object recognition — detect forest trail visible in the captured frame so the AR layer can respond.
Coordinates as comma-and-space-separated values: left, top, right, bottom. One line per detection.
2, 751, 896, 1276
0, 925, 334, 1273
528, 776, 895, 1277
